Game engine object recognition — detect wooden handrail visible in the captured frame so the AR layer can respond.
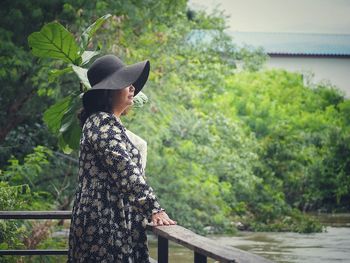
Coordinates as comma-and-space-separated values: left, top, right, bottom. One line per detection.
146, 224, 272, 263
0, 211, 71, 219
0, 211, 274, 263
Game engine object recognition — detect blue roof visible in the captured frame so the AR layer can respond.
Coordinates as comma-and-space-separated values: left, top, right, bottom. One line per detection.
188, 30, 350, 56
229, 31, 350, 56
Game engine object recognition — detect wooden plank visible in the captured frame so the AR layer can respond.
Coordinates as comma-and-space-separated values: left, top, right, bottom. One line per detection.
0, 249, 68, 255
0, 250, 158, 262
158, 236, 168, 263
0, 211, 71, 219
0, 212, 273, 262
146, 224, 273, 263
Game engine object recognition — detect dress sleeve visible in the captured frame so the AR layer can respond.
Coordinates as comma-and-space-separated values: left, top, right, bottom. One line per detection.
86, 113, 164, 222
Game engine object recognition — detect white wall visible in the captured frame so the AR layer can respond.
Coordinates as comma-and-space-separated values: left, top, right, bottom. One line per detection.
264, 56, 350, 98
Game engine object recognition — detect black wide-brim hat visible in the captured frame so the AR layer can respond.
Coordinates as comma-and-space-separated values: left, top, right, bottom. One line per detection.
83, 54, 150, 104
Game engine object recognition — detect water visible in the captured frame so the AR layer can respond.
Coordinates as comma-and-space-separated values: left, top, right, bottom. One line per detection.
210, 226, 350, 263
149, 214, 350, 263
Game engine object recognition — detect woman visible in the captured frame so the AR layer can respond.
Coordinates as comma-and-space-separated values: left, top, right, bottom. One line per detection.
67, 55, 176, 263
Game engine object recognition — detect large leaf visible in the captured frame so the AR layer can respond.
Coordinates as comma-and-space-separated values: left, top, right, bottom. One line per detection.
72, 65, 91, 90
81, 50, 100, 66
60, 94, 82, 153
79, 14, 112, 52
28, 22, 81, 64
43, 95, 72, 134
43, 92, 82, 154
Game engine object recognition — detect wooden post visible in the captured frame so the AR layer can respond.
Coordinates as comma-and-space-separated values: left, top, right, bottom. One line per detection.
158, 235, 168, 263
194, 252, 207, 263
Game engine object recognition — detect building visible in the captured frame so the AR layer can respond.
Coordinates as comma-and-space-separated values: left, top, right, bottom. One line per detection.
228, 31, 350, 97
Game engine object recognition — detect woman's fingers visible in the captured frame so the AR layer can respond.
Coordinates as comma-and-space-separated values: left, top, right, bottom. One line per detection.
153, 216, 160, 225
157, 218, 164, 225
152, 212, 177, 226
168, 219, 177, 225
156, 217, 177, 226
152, 218, 157, 225
162, 218, 170, 225
162, 213, 176, 225
153, 216, 164, 226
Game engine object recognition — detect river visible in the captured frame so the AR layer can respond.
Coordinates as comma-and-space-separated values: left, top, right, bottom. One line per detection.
148, 213, 350, 263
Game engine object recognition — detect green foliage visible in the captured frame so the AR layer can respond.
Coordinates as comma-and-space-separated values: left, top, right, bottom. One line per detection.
79, 14, 112, 52
28, 14, 148, 153
71, 65, 91, 88
28, 15, 112, 153
1, 145, 54, 209
28, 22, 82, 64
0, 0, 65, 166
132, 91, 149, 108
2, 0, 349, 242
43, 95, 73, 135
0, 146, 57, 260
114, 8, 348, 232
249, 209, 324, 233
210, 69, 350, 216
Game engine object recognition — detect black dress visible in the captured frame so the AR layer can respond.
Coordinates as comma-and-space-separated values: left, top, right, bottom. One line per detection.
67, 111, 163, 263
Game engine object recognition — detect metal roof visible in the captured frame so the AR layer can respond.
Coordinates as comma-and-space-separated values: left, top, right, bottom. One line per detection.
187, 30, 350, 56
229, 31, 350, 56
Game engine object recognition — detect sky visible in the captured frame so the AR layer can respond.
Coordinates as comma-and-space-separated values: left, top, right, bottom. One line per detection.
188, 0, 350, 35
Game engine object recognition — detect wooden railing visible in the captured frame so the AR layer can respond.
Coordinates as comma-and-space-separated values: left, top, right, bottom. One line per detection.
0, 211, 273, 263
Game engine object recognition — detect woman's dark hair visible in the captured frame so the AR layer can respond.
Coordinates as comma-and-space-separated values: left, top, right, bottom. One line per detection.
77, 89, 115, 128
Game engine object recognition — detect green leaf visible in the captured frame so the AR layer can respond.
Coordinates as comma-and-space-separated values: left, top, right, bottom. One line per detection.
43, 92, 82, 153
58, 134, 73, 154
60, 94, 82, 153
72, 65, 91, 89
81, 50, 100, 66
0, 242, 8, 249
28, 22, 81, 64
61, 120, 81, 153
48, 67, 73, 82
43, 95, 72, 134
133, 91, 149, 108
79, 14, 112, 52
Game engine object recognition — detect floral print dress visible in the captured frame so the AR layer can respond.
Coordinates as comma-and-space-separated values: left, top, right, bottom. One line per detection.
67, 111, 163, 263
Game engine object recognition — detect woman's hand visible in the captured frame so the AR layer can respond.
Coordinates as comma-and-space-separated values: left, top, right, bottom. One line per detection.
152, 211, 177, 226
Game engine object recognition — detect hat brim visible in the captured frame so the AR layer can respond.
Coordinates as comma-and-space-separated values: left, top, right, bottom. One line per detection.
84, 59, 150, 98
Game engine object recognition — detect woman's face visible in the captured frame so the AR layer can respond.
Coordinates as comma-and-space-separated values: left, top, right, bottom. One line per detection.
112, 84, 135, 111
